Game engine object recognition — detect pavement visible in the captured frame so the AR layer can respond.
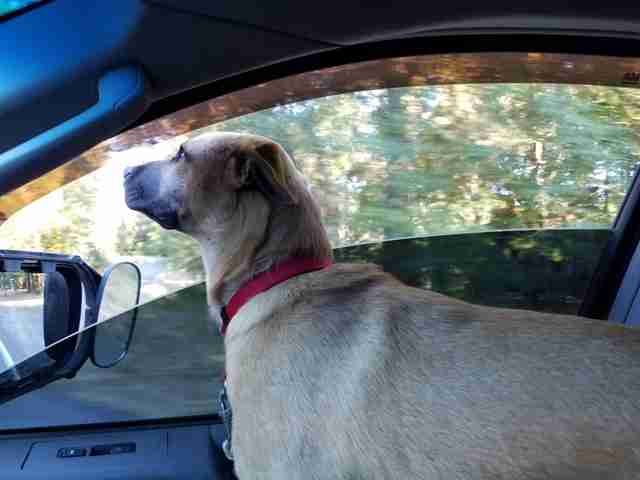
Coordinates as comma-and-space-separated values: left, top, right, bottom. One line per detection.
0, 291, 44, 373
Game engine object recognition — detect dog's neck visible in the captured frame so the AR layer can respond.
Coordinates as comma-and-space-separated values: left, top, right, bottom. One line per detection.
198, 237, 291, 316
203, 251, 276, 305
197, 183, 333, 329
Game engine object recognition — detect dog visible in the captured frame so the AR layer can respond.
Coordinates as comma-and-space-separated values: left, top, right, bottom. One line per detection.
124, 131, 640, 479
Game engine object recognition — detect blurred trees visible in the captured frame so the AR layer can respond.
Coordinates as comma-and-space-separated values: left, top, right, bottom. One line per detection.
1, 82, 639, 305
32, 173, 108, 269
211, 83, 640, 245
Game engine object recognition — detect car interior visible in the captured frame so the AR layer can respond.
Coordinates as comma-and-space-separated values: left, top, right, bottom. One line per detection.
3, 1, 640, 479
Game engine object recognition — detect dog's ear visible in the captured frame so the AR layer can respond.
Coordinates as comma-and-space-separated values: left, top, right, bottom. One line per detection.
228, 142, 298, 205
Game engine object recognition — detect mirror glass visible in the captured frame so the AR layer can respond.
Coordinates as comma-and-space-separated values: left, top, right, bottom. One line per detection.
0, 272, 45, 374
97, 263, 140, 324
93, 263, 141, 368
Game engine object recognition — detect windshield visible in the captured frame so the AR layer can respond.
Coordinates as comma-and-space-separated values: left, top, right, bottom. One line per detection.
1, 52, 640, 429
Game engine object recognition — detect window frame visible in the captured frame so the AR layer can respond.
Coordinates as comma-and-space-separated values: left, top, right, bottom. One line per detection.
2, 32, 640, 434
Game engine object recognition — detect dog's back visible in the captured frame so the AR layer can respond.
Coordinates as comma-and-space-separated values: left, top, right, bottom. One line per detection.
228, 263, 640, 479
123, 131, 640, 478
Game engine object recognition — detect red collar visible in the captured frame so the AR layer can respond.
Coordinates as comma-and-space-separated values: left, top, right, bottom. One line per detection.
219, 257, 332, 335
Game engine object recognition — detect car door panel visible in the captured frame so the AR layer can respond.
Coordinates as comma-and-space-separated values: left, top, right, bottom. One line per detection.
0, 423, 234, 479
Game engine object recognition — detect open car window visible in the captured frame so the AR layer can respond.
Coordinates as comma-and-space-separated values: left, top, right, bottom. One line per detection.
1, 52, 640, 428
0, 80, 637, 307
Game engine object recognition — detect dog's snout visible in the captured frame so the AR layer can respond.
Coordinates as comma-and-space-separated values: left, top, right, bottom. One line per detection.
123, 166, 137, 180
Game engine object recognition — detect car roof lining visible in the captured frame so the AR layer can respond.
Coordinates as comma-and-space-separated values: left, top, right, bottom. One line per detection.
144, 0, 640, 45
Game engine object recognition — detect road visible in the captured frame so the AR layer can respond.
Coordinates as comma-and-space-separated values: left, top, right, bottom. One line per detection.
0, 370, 224, 429
0, 292, 44, 374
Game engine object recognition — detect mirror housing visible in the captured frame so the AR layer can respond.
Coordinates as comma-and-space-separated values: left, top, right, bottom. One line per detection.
43, 271, 72, 363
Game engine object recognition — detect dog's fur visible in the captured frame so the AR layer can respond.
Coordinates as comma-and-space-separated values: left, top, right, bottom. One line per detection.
125, 132, 640, 479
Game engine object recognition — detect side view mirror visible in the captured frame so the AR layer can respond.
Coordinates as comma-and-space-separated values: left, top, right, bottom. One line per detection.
0, 252, 142, 406
0, 251, 100, 405
91, 262, 141, 368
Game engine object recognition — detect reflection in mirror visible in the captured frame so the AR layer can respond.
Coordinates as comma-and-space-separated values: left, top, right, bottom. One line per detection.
97, 263, 140, 324
92, 309, 138, 368
0, 273, 45, 374
93, 263, 141, 368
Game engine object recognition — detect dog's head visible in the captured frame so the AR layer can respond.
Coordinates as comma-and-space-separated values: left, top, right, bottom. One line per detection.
124, 132, 331, 291
123, 132, 299, 233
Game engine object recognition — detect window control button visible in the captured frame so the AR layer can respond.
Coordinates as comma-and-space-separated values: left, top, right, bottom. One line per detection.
109, 444, 135, 454
90, 442, 136, 456
57, 447, 87, 458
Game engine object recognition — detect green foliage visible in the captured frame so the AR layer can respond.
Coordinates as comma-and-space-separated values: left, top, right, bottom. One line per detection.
122, 215, 200, 271
210, 84, 640, 246
335, 230, 610, 315
2, 82, 639, 309
34, 173, 109, 269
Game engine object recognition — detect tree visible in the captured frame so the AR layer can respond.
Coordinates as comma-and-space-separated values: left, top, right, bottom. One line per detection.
115, 221, 135, 255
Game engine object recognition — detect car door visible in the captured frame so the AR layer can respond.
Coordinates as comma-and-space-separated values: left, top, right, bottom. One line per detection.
2, 41, 640, 480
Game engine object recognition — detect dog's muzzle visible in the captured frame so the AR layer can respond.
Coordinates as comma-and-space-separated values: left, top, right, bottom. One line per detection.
123, 163, 180, 230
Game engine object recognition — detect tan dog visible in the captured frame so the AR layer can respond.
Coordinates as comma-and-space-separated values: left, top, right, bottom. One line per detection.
124, 132, 640, 479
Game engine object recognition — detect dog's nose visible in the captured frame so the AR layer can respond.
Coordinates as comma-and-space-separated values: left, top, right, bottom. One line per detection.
123, 166, 136, 180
